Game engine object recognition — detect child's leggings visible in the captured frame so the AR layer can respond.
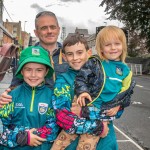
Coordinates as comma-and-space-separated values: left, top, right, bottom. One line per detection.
51, 129, 100, 150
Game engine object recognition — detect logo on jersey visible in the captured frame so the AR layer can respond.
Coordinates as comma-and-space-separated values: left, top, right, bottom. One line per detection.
38, 103, 48, 114
116, 66, 123, 76
15, 103, 25, 108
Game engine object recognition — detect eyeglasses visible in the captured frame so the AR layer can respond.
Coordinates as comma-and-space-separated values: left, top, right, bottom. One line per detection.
36, 11, 56, 19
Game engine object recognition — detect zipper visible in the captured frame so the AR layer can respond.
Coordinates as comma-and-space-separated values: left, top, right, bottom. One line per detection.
30, 87, 35, 112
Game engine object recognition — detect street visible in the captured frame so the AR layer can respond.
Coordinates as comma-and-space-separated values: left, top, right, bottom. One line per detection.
0, 73, 150, 150
114, 75, 150, 150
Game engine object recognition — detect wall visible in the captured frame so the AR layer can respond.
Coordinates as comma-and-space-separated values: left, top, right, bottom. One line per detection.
126, 57, 150, 74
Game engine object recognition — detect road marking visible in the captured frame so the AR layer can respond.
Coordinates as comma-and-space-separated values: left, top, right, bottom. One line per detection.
136, 84, 150, 91
136, 84, 143, 88
114, 125, 144, 150
117, 139, 130, 142
132, 101, 142, 105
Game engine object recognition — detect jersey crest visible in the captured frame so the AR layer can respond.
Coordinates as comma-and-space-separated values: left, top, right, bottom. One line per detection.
38, 103, 48, 114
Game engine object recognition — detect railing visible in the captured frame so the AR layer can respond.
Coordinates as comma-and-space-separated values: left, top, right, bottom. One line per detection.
127, 63, 142, 75
0, 23, 14, 39
0, 43, 19, 81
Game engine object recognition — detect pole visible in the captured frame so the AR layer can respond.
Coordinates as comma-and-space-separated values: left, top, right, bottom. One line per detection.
24, 21, 27, 31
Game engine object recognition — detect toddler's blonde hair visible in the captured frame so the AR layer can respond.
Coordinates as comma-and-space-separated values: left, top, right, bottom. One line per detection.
96, 25, 127, 62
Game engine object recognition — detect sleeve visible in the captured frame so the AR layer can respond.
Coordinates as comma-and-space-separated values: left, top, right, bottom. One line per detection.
120, 71, 133, 93
75, 60, 136, 120
100, 74, 136, 119
74, 59, 94, 97
52, 75, 104, 136
56, 108, 103, 136
101, 72, 136, 112
0, 102, 29, 147
118, 78, 136, 108
36, 107, 60, 142
75, 57, 104, 101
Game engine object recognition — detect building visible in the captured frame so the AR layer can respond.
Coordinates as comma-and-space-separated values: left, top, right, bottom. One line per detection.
3, 19, 22, 41
75, 27, 89, 40
0, 1, 29, 48
66, 27, 97, 54
0, 23, 14, 45
3, 19, 30, 49
87, 33, 97, 54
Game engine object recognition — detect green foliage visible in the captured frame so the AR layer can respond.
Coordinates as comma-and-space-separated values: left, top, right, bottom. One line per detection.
100, 0, 150, 52
128, 50, 138, 57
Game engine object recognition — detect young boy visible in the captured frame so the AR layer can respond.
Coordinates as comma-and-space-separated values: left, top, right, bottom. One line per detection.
51, 34, 116, 150
52, 33, 135, 150
0, 46, 59, 150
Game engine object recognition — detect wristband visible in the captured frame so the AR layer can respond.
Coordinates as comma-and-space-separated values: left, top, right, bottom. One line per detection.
27, 131, 30, 145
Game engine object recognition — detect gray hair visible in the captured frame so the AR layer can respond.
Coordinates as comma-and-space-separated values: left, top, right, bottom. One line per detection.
35, 11, 59, 29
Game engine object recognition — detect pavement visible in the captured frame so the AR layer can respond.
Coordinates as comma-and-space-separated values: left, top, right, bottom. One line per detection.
114, 125, 144, 150
0, 72, 13, 94
0, 72, 145, 150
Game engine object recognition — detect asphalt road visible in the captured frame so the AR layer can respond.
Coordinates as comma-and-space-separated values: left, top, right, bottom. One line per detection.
114, 75, 150, 150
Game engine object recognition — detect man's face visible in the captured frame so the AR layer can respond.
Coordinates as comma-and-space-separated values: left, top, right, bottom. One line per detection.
63, 42, 91, 70
34, 15, 60, 46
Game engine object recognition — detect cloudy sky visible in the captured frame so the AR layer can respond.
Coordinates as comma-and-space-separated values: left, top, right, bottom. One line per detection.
3, 0, 123, 40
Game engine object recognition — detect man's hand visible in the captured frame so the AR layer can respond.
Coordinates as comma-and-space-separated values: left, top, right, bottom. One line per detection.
71, 102, 81, 117
0, 88, 12, 108
28, 128, 46, 147
106, 106, 120, 116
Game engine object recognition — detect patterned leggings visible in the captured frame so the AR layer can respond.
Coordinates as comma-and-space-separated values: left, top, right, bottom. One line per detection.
51, 129, 100, 150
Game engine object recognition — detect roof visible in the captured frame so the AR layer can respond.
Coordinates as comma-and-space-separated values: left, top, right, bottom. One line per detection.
75, 27, 88, 35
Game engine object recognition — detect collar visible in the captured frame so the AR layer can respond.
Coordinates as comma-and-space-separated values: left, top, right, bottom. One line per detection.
23, 81, 45, 91
34, 42, 62, 55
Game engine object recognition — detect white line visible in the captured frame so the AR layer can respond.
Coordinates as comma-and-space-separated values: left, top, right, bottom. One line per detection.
114, 125, 144, 150
136, 84, 150, 91
117, 140, 130, 142
136, 84, 143, 88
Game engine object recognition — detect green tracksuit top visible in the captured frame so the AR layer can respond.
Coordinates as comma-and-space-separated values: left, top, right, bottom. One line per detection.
0, 82, 59, 150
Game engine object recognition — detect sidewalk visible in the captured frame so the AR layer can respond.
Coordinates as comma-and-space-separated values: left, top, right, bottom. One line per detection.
0, 72, 13, 94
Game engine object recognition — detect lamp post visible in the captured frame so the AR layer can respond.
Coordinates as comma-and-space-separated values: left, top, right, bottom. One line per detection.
24, 21, 27, 32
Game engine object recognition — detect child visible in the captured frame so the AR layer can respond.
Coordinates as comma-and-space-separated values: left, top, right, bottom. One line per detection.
0, 46, 59, 150
74, 25, 136, 149
51, 34, 109, 150
51, 34, 135, 150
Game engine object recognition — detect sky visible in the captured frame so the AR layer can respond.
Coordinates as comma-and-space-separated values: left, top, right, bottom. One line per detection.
3, 0, 123, 40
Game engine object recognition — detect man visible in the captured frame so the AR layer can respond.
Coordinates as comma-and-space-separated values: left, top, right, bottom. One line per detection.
0, 11, 69, 107
0, 11, 119, 150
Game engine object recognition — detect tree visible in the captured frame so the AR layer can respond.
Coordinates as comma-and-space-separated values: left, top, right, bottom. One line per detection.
100, 0, 150, 53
